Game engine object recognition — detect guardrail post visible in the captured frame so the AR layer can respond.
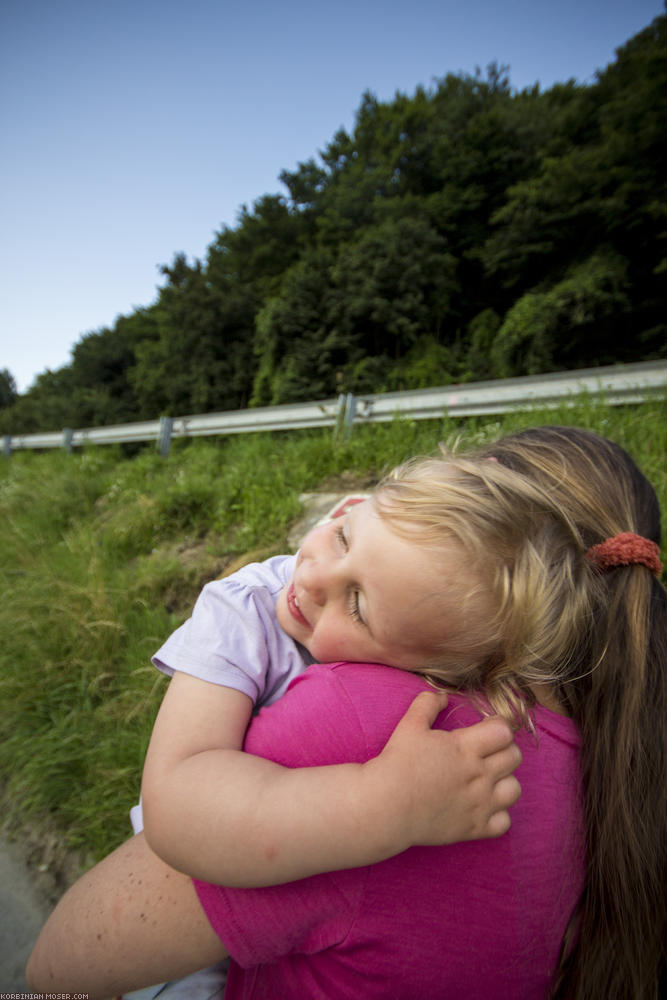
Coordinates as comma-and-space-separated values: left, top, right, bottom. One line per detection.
334, 394, 346, 441
158, 416, 174, 458
343, 393, 356, 438
334, 394, 357, 441
2, 435, 10, 458
62, 428, 73, 453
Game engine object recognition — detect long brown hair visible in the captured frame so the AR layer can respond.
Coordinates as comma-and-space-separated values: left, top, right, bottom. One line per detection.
376, 426, 666, 998
493, 428, 665, 999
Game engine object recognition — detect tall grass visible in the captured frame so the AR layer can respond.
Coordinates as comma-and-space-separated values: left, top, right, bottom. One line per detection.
1, 400, 665, 881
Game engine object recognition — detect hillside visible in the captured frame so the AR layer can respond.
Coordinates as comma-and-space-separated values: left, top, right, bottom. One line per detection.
1, 401, 665, 897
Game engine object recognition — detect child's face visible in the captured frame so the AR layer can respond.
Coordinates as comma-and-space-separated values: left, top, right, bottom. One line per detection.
276, 499, 464, 670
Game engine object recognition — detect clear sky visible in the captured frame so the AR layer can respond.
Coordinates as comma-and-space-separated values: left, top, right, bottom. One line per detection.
1, 0, 664, 393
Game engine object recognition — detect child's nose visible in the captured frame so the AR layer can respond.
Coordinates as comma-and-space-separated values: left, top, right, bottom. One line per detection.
300, 556, 336, 606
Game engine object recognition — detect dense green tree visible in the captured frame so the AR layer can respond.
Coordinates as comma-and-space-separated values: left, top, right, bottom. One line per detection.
490, 250, 631, 376
210, 195, 308, 295
279, 159, 327, 213
332, 215, 458, 358
67, 310, 156, 425
0, 369, 17, 409
251, 214, 460, 403
128, 254, 256, 416
0, 368, 77, 434
463, 309, 502, 381
481, 16, 667, 362
250, 248, 337, 405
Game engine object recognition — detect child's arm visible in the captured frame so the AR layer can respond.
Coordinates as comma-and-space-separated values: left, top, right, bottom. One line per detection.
141, 671, 521, 888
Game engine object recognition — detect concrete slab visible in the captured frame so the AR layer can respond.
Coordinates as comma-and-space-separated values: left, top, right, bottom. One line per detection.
0, 837, 50, 991
287, 492, 370, 548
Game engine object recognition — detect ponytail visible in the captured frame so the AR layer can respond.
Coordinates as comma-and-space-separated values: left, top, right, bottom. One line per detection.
486, 428, 666, 999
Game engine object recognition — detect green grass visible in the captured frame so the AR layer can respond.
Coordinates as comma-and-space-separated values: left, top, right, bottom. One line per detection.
1, 399, 665, 879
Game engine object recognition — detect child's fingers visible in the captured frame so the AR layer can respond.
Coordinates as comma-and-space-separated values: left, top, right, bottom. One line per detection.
397, 697, 522, 779
483, 739, 523, 779
492, 773, 522, 810
400, 689, 450, 730
485, 809, 512, 838
456, 715, 516, 757
484, 775, 523, 839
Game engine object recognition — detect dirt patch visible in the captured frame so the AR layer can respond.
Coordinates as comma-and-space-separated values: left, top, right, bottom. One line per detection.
144, 484, 378, 611
1, 797, 92, 906
160, 541, 232, 608
317, 470, 379, 492
135, 537, 235, 615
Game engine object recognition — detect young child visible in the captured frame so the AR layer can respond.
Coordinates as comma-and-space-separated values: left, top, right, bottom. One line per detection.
137, 491, 521, 888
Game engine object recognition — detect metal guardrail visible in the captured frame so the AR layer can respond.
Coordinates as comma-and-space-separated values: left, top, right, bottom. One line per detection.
3, 360, 666, 457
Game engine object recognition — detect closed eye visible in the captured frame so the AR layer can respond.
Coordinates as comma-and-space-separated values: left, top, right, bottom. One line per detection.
334, 519, 367, 627
334, 521, 349, 551
347, 590, 365, 625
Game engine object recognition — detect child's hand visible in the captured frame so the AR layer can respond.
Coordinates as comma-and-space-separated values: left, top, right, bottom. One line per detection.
371, 690, 522, 847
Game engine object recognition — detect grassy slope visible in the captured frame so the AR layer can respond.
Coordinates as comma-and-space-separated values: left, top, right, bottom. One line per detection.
1, 400, 665, 885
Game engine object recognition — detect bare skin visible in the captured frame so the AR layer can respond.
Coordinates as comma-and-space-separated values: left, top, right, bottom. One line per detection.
26, 832, 225, 999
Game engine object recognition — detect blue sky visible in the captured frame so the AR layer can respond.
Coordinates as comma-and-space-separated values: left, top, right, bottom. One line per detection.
1, 0, 664, 393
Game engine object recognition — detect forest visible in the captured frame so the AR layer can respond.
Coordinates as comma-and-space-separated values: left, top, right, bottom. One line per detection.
1, 14, 665, 435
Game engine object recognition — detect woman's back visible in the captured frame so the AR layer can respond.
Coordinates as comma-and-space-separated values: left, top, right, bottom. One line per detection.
196, 661, 585, 999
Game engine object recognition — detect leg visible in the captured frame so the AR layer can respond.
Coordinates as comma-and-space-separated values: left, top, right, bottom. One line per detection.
26, 833, 227, 1000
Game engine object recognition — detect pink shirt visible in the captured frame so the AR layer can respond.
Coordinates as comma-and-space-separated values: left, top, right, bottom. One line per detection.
195, 662, 584, 999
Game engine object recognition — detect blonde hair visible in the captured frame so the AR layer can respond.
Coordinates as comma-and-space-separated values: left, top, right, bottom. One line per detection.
375, 448, 595, 723
376, 426, 666, 999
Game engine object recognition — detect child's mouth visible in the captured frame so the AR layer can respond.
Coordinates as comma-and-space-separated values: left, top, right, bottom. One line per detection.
287, 582, 310, 628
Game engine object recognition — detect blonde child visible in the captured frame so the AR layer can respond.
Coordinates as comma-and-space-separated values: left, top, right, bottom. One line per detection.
137, 492, 519, 888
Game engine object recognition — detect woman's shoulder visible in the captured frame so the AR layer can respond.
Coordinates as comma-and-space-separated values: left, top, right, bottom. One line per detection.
246, 661, 428, 766
305, 663, 581, 752
298, 661, 431, 717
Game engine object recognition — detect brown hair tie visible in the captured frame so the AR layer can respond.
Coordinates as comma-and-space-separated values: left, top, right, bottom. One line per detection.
586, 532, 663, 576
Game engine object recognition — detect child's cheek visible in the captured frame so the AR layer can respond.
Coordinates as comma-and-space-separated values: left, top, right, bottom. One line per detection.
308, 625, 348, 664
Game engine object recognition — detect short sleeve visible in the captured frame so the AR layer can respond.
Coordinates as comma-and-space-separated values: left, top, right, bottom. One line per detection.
151, 555, 307, 705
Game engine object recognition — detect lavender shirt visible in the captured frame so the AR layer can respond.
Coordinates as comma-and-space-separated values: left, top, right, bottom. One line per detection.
130, 554, 312, 833
151, 555, 311, 705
